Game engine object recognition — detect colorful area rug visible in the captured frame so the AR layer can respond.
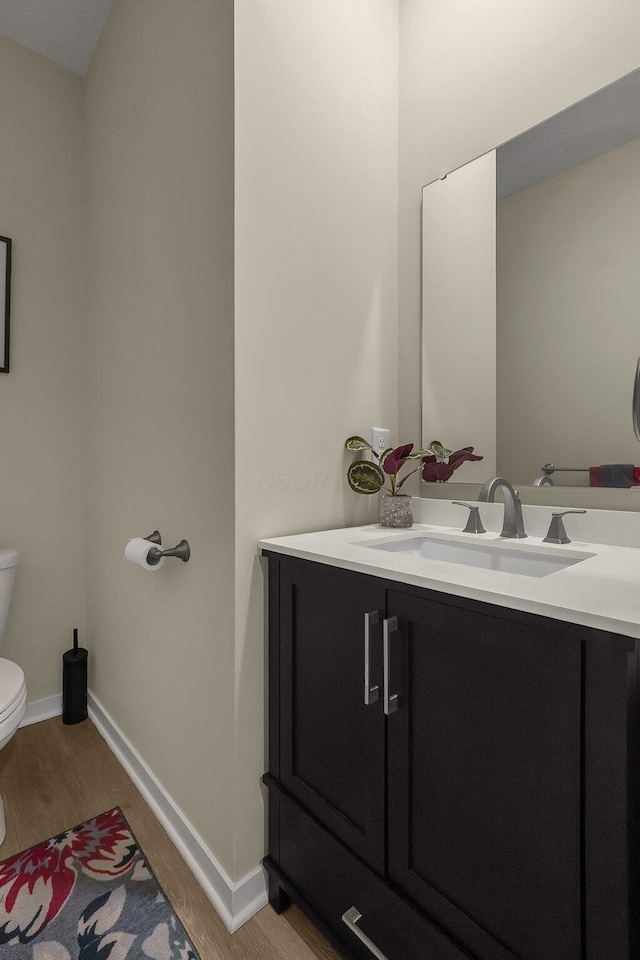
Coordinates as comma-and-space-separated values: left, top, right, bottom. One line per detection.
0, 807, 200, 959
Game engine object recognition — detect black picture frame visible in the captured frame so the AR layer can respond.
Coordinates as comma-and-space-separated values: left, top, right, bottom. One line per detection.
0, 236, 11, 373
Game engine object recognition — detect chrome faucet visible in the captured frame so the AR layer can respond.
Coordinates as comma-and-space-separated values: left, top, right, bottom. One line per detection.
478, 477, 528, 539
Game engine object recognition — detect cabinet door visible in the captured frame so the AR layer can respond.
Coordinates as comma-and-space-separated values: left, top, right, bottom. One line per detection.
386, 590, 583, 960
279, 558, 386, 872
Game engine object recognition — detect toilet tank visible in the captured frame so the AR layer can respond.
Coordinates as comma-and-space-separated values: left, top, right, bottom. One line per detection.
0, 550, 18, 642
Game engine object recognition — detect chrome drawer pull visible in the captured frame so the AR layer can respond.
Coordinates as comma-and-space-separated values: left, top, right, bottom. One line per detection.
364, 611, 380, 705
383, 617, 398, 715
342, 907, 389, 960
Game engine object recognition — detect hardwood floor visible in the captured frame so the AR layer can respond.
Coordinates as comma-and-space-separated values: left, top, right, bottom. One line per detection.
0, 717, 340, 960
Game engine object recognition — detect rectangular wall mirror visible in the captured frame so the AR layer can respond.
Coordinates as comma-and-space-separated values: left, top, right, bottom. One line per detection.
0, 236, 11, 373
422, 68, 640, 493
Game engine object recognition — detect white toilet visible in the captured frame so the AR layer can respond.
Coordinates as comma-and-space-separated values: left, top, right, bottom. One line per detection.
0, 549, 23, 844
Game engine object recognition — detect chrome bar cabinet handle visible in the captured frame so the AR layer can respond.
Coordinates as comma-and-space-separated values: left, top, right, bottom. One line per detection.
342, 907, 390, 960
383, 617, 398, 716
364, 611, 380, 705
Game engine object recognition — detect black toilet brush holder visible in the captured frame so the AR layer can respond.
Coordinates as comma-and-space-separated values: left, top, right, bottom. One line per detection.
63, 628, 88, 725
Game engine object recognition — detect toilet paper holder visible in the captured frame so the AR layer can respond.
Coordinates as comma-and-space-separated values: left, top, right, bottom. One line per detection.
143, 531, 191, 564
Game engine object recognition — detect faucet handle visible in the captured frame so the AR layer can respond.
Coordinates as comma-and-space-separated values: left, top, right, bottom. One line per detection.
543, 509, 586, 545
453, 501, 486, 535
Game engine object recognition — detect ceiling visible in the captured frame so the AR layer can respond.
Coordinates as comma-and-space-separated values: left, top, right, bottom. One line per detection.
0, 0, 115, 75
497, 68, 640, 200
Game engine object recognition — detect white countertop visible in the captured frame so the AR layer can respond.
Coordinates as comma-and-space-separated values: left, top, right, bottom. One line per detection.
260, 516, 640, 639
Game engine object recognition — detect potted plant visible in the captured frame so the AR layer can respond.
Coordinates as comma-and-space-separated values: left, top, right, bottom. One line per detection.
344, 437, 429, 528
345, 437, 483, 528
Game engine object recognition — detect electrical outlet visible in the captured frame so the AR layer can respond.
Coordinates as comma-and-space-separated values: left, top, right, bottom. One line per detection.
371, 427, 390, 458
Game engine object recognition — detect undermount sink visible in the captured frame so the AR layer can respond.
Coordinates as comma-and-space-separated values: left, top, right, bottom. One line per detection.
365, 534, 593, 578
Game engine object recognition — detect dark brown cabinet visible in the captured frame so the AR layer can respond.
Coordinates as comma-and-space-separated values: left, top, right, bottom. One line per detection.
386, 591, 582, 960
263, 553, 639, 960
278, 560, 386, 872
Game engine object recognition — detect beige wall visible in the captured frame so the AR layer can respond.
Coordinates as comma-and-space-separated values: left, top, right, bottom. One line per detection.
234, 0, 399, 877
498, 136, 640, 487
0, 36, 86, 701
400, 0, 640, 483
85, 0, 236, 874
0, 0, 398, 890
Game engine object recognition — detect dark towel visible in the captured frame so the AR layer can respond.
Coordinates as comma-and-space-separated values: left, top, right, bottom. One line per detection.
589, 464, 635, 488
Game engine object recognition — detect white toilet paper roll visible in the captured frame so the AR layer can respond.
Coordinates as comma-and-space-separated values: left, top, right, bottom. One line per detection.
124, 537, 165, 571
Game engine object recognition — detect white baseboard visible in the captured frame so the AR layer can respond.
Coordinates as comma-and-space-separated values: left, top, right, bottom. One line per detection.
20, 694, 62, 727
87, 691, 267, 933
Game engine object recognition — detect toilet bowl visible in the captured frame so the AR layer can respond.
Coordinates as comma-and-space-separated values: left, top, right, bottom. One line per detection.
0, 549, 21, 845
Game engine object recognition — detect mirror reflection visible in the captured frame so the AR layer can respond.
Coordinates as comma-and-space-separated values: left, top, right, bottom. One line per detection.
422, 68, 640, 491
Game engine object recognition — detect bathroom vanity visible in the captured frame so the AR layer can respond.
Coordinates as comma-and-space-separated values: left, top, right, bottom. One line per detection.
260, 507, 640, 960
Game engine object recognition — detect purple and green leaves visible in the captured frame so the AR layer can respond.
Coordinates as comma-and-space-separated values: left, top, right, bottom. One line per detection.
345, 437, 483, 495
347, 460, 385, 494
421, 445, 483, 483
382, 444, 414, 476
346, 439, 416, 496
345, 436, 375, 454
